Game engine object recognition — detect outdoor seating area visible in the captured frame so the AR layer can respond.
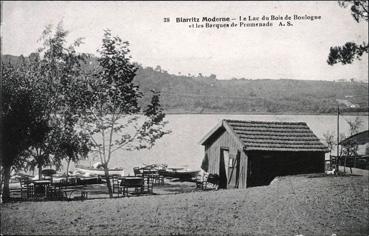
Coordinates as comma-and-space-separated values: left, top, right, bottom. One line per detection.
112, 165, 166, 197
7, 164, 210, 202
6, 168, 107, 201
13, 177, 90, 201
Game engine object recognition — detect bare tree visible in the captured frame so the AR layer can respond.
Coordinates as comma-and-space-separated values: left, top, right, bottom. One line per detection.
323, 131, 336, 154
346, 117, 363, 135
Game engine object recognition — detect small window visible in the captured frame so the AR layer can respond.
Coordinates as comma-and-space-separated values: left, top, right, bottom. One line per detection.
229, 158, 234, 168
228, 154, 235, 168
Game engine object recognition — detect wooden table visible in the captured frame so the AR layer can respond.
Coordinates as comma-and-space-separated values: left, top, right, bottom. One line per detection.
32, 180, 51, 198
142, 170, 164, 185
119, 176, 145, 197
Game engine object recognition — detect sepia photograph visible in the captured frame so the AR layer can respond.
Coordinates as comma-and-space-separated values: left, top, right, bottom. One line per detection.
1, 1, 368, 235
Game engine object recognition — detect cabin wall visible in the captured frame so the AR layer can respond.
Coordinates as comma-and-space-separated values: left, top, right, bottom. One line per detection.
238, 151, 248, 189
246, 151, 325, 187
204, 128, 247, 188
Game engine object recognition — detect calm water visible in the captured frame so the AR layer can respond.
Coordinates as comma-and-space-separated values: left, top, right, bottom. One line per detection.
75, 114, 368, 175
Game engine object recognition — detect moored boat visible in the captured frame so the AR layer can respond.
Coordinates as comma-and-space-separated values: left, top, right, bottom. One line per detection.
159, 168, 200, 180
75, 165, 124, 176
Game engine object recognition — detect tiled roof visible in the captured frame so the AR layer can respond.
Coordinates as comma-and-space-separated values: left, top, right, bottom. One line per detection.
224, 120, 329, 152
339, 130, 369, 146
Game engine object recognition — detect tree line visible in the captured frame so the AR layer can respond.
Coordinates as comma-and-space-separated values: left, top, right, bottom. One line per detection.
131, 66, 368, 114
4, 54, 368, 115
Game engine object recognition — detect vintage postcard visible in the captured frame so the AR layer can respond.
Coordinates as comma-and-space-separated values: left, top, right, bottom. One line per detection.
1, 1, 368, 235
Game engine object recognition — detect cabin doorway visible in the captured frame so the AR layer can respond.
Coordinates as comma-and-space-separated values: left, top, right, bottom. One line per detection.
219, 148, 229, 188
227, 151, 240, 189
219, 148, 240, 189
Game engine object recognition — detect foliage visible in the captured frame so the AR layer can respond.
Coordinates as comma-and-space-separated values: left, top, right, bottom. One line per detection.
1, 23, 92, 200
323, 131, 336, 153
1, 61, 50, 201
341, 140, 359, 157
339, 0, 368, 22
339, 117, 363, 172
327, 1, 368, 65
134, 67, 368, 113
23, 23, 91, 177
80, 30, 170, 197
3, 54, 368, 114
346, 117, 363, 135
340, 138, 360, 172
327, 42, 368, 65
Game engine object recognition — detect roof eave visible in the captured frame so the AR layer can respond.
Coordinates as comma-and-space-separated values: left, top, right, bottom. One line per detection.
199, 120, 246, 148
244, 147, 330, 153
199, 120, 224, 145
223, 120, 245, 148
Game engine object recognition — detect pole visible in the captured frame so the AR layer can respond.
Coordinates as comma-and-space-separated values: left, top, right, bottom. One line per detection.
336, 105, 339, 172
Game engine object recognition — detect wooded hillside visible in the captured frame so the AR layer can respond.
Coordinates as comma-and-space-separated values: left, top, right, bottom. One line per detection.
3, 54, 368, 114
134, 67, 368, 114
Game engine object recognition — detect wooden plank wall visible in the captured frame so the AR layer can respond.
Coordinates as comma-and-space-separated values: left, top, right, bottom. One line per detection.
205, 128, 248, 188
238, 152, 248, 189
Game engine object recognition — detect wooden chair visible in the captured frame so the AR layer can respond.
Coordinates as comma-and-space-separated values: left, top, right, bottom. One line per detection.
206, 174, 220, 190
111, 175, 121, 197
20, 178, 28, 199
20, 178, 34, 200
143, 175, 154, 194
143, 170, 162, 186
196, 173, 220, 190
196, 173, 209, 190
46, 186, 59, 200
156, 174, 164, 185
59, 179, 67, 189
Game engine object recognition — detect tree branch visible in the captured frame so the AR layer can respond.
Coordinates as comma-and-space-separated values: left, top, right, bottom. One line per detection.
110, 127, 141, 153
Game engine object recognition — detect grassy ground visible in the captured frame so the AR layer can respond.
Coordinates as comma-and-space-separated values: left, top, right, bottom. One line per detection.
1, 174, 368, 235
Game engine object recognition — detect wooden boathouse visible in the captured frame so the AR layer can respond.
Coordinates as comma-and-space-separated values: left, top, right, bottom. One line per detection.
339, 130, 369, 154
338, 130, 369, 169
200, 120, 329, 188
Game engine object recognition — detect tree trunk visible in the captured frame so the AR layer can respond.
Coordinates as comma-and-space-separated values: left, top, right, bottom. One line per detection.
103, 165, 113, 198
0, 167, 3, 198
2, 165, 12, 202
66, 158, 71, 182
38, 163, 43, 180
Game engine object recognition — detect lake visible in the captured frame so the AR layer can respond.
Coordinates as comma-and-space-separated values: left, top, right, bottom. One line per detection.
75, 114, 368, 175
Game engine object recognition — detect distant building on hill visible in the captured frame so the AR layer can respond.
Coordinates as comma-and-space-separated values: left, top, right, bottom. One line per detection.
200, 120, 329, 188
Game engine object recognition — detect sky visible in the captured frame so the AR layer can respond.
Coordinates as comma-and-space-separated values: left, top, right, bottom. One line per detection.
2, 1, 368, 81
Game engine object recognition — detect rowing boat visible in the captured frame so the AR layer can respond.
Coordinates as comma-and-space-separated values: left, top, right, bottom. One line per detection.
75, 165, 124, 176
159, 168, 200, 180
